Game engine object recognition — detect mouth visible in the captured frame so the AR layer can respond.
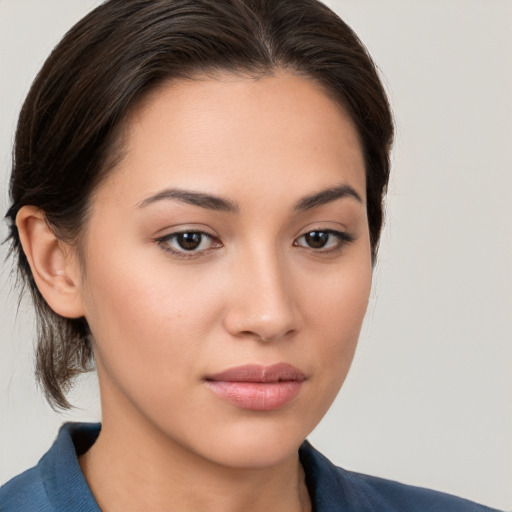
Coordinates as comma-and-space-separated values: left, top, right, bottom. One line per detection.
204, 363, 306, 411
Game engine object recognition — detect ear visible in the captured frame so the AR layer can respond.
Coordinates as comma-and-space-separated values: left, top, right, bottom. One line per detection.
16, 206, 86, 319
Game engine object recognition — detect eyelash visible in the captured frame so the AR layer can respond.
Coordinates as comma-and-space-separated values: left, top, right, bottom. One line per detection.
155, 231, 220, 259
293, 229, 355, 253
155, 228, 354, 259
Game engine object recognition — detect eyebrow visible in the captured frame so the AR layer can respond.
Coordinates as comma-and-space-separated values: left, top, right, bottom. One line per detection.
294, 184, 362, 211
138, 183, 362, 213
138, 188, 239, 212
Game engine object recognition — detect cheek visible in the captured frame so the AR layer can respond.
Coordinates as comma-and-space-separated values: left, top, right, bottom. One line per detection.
303, 243, 372, 334
321, 268, 371, 340
79, 247, 223, 388
303, 253, 372, 383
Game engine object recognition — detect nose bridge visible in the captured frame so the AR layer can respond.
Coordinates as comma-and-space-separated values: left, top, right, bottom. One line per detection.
224, 240, 299, 341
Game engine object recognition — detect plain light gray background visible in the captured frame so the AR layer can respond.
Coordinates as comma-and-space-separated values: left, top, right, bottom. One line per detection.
0, 1, 510, 510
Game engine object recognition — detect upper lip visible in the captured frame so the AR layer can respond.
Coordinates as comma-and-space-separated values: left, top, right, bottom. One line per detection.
205, 363, 306, 383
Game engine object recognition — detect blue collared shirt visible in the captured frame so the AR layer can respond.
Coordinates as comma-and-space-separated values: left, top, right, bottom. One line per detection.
0, 423, 502, 511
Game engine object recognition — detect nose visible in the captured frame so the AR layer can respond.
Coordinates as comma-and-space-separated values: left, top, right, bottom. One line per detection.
222, 248, 301, 343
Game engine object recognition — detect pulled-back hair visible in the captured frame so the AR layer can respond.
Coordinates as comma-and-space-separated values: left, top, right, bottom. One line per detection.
5, 0, 393, 409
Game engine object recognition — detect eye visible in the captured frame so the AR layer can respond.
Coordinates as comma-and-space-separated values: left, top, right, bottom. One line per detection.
156, 230, 221, 257
294, 229, 354, 251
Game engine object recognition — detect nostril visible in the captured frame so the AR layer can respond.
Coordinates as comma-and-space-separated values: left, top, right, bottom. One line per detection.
238, 328, 296, 343
240, 331, 270, 342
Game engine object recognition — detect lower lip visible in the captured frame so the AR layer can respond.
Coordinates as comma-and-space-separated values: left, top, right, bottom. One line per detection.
205, 381, 303, 411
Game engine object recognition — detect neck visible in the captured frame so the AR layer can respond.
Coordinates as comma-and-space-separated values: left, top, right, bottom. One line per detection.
79, 395, 311, 512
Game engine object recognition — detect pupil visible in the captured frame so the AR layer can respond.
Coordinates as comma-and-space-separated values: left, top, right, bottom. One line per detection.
177, 233, 202, 250
306, 231, 328, 249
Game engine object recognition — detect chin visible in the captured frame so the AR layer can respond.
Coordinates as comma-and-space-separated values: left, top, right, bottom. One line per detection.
177, 410, 319, 470
201, 430, 307, 469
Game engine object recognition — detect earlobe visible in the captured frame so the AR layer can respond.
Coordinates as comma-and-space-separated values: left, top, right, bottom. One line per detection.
16, 206, 86, 319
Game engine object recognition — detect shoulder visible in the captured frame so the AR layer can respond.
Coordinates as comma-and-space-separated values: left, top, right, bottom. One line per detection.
0, 423, 101, 512
346, 470, 501, 512
0, 465, 53, 512
299, 440, 503, 512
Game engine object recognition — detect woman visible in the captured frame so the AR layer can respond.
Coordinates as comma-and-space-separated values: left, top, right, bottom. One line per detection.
0, 1, 505, 511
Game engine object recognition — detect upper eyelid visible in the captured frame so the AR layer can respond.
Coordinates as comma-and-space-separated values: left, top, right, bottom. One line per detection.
156, 230, 218, 244
293, 219, 349, 235
154, 226, 353, 247
154, 225, 218, 238
295, 229, 354, 244
155, 226, 351, 239
294, 226, 352, 241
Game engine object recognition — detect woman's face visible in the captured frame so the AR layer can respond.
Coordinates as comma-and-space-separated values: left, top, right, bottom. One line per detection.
76, 72, 371, 468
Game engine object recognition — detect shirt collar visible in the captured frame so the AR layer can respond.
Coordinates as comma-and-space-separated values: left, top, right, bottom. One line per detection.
40, 422, 376, 512
39, 422, 101, 511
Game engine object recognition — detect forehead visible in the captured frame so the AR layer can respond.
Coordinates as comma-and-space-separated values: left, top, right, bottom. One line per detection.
98, 71, 366, 207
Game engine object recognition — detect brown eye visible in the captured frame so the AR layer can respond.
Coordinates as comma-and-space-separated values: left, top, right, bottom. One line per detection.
303, 231, 330, 249
175, 232, 203, 251
294, 229, 354, 251
157, 230, 222, 257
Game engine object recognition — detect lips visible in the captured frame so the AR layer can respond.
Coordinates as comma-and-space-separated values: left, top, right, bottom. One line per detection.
204, 363, 306, 411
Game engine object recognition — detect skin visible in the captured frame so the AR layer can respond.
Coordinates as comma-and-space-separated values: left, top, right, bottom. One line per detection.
17, 72, 372, 512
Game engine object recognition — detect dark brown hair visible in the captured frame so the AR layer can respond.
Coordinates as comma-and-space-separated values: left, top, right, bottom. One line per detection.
5, 0, 393, 409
